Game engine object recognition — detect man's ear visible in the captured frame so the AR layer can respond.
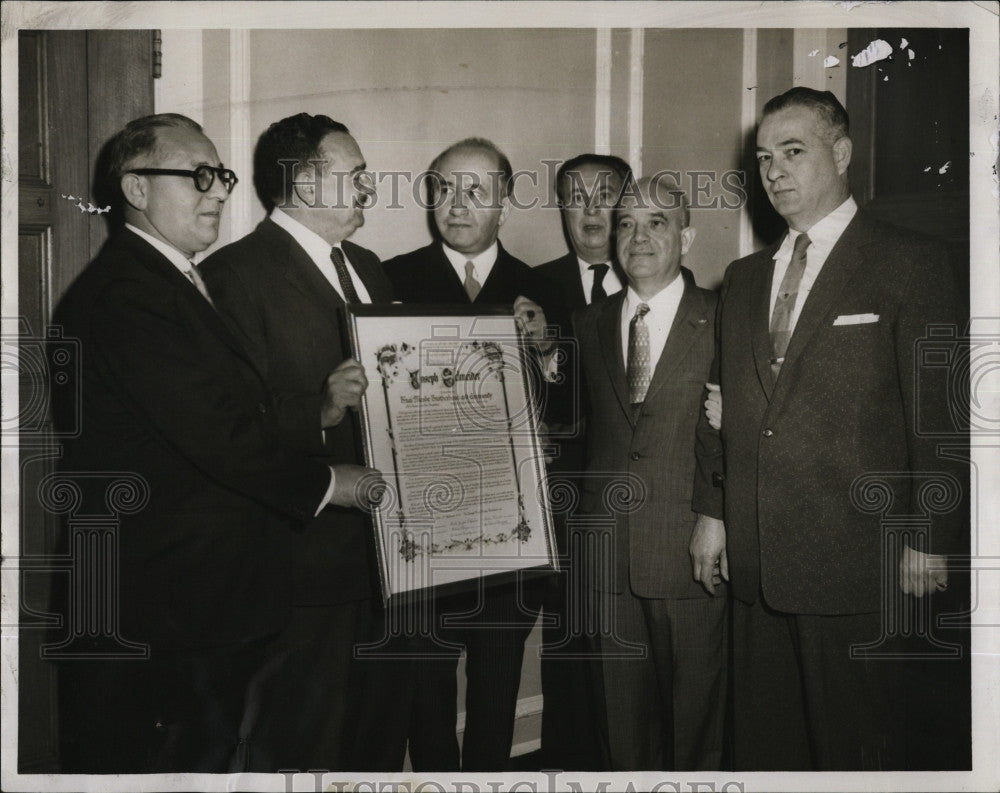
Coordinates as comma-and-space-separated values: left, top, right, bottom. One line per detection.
681, 225, 697, 255
833, 136, 852, 175
120, 173, 148, 211
497, 194, 512, 228
291, 164, 317, 209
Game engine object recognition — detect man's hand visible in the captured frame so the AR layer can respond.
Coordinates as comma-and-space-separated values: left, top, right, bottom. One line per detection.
329, 464, 385, 509
690, 513, 729, 595
705, 383, 722, 431
321, 359, 368, 428
513, 295, 551, 353
900, 544, 948, 597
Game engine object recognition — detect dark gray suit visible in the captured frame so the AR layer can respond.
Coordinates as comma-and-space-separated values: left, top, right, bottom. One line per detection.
700, 210, 967, 770
573, 268, 725, 770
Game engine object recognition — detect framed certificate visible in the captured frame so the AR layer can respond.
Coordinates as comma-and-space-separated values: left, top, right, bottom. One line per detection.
346, 304, 558, 602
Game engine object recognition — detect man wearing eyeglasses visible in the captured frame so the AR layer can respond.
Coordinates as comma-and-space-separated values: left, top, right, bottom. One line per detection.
54, 113, 382, 773
201, 112, 395, 772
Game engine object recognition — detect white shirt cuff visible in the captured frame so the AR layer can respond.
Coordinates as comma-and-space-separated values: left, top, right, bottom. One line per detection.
315, 466, 337, 516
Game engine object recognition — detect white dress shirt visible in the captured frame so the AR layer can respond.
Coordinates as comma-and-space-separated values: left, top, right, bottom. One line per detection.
769, 196, 858, 333
271, 208, 372, 303
620, 272, 686, 374
441, 241, 499, 288
578, 257, 623, 304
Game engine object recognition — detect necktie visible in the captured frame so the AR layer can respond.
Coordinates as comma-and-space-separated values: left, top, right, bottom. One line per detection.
330, 246, 361, 304
185, 263, 215, 308
627, 302, 651, 409
769, 232, 811, 377
463, 260, 482, 302
589, 263, 609, 304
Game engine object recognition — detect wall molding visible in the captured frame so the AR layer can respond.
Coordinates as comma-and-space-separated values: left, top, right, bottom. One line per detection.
595, 28, 612, 154
228, 29, 253, 244
628, 28, 644, 175
739, 28, 757, 258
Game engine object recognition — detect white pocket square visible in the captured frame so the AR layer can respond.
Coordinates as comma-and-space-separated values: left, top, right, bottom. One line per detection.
833, 313, 879, 326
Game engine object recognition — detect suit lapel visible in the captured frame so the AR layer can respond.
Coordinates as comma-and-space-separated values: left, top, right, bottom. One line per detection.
596, 292, 632, 425
477, 244, 518, 305
344, 239, 392, 303
644, 278, 711, 404
750, 242, 782, 400
559, 253, 588, 310
269, 224, 348, 319
775, 213, 873, 390
430, 243, 473, 304
123, 231, 258, 366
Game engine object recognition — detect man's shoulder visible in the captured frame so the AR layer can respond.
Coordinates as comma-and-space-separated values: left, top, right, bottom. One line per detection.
342, 238, 381, 266
534, 251, 577, 281
202, 219, 285, 275
382, 242, 440, 275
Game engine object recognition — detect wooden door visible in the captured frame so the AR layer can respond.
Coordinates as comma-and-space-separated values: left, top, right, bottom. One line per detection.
16, 29, 154, 772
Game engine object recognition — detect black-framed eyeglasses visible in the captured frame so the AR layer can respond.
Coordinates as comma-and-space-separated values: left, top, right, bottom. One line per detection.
130, 165, 239, 194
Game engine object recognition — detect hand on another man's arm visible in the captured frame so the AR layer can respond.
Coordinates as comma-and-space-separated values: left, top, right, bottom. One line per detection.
690, 514, 729, 596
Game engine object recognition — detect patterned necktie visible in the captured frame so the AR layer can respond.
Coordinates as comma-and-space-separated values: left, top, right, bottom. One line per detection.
185, 263, 215, 308
330, 246, 361, 304
589, 263, 609, 304
769, 232, 811, 377
627, 302, 651, 409
464, 260, 482, 302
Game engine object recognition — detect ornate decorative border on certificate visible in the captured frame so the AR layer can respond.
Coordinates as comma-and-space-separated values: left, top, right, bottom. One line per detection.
347, 304, 557, 601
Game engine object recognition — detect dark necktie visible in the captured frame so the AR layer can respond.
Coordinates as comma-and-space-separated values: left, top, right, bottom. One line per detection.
769, 232, 811, 377
330, 246, 361, 304
627, 302, 652, 410
463, 260, 482, 302
589, 263, 609, 303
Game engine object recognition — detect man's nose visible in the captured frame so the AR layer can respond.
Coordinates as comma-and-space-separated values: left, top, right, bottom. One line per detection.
207, 175, 230, 201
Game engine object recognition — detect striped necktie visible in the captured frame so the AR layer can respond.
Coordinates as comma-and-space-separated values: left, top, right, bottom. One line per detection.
769, 232, 811, 377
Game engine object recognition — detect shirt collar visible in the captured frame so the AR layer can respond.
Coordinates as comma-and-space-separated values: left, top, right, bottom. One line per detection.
623, 270, 685, 315
441, 241, 499, 275
125, 223, 196, 274
271, 207, 347, 261
774, 196, 858, 262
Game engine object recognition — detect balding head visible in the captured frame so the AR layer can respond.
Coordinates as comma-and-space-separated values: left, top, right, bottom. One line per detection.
615, 175, 695, 299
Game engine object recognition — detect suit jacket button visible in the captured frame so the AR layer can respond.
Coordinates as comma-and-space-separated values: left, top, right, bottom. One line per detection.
762, 428, 773, 437
712, 471, 725, 487
257, 402, 267, 414
630, 451, 641, 461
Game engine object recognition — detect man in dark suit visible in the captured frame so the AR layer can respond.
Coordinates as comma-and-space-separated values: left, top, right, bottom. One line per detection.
54, 113, 380, 773
201, 113, 394, 771
690, 87, 965, 770
374, 138, 555, 771
574, 175, 725, 770
534, 153, 630, 769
